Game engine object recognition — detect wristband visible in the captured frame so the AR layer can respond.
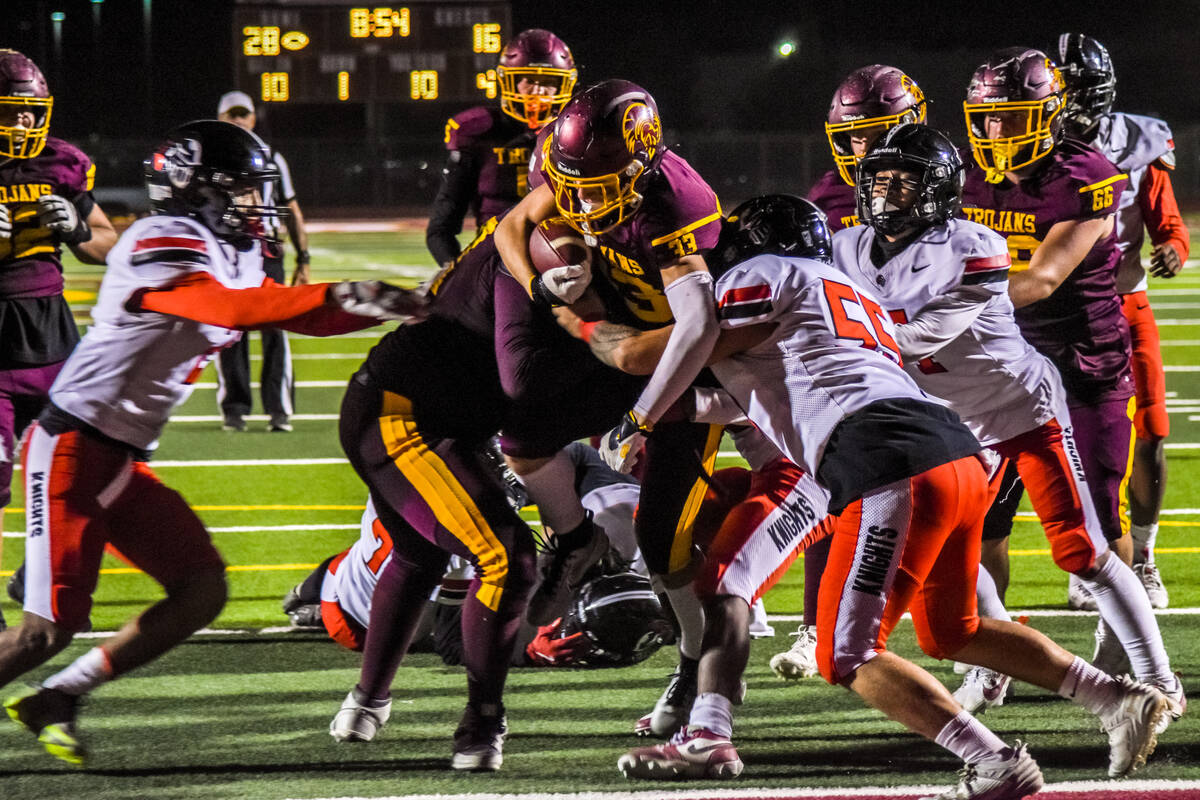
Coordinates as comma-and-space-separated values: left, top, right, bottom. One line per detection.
579, 321, 600, 343
296, 250, 310, 263
62, 219, 92, 245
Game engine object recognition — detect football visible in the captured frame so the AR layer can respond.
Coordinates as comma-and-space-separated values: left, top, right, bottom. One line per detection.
529, 218, 592, 274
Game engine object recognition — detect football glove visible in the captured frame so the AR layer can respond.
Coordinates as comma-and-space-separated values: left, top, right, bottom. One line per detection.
530, 263, 589, 308
0, 204, 11, 238
600, 410, 651, 474
525, 621, 590, 666
1149, 243, 1183, 278
330, 280, 429, 321
36, 194, 91, 244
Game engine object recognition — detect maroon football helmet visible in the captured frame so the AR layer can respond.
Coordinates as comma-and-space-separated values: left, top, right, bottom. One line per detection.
496, 29, 577, 130
542, 79, 664, 235
964, 47, 1064, 180
0, 49, 52, 159
825, 65, 927, 186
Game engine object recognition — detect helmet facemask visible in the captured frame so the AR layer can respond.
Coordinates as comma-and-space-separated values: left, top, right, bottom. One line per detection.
856, 152, 963, 239
964, 93, 1063, 180
497, 64, 577, 129
0, 96, 51, 159
544, 135, 645, 236
192, 172, 282, 246
825, 101, 926, 187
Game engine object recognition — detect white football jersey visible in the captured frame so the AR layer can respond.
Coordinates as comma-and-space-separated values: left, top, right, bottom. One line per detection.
50, 215, 266, 450
1091, 112, 1176, 293
711, 253, 928, 475
832, 219, 1063, 446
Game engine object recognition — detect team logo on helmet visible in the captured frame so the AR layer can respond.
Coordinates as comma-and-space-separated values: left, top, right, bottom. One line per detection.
163, 138, 201, 188
622, 102, 661, 163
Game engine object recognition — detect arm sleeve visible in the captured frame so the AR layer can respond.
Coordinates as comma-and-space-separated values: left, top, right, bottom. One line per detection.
425, 150, 479, 265
631, 270, 720, 425
894, 284, 995, 361
128, 272, 377, 336
1139, 162, 1190, 261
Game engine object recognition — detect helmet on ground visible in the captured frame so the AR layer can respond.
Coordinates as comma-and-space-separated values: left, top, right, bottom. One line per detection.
564, 571, 672, 666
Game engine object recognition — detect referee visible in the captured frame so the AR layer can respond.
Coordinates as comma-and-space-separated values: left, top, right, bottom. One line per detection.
213, 90, 310, 432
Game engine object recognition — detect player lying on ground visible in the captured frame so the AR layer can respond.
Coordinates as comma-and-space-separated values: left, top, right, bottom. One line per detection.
0, 120, 417, 766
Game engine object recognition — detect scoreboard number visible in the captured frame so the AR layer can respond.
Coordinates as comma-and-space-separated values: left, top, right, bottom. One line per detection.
410, 70, 439, 100
472, 23, 502, 53
260, 72, 290, 102
475, 69, 498, 98
338, 71, 351, 101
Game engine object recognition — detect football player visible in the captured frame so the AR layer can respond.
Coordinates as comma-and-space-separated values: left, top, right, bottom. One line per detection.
0, 119, 403, 765
811, 64, 927, 232
836, 123, 1184, 725
0, 50, 118, 630
1057, 33, 1188, 610
772, 64, 928, 680
425, 29, 577, 268
603, 194, 1170, 785
960, 48, 1175, 682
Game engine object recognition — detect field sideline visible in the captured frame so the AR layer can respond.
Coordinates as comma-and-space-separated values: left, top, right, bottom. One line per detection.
0, 227, 1197, 799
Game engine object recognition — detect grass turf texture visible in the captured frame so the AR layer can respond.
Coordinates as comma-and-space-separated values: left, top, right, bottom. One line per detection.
0, 226, 1198, 797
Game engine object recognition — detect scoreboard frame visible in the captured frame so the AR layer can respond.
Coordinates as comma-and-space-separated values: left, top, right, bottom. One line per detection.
232, 0, 513, 106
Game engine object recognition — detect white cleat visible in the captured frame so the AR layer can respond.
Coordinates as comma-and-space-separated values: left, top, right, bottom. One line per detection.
919, 741, 1044, 800
1134, 562, 1169, 609
1100, 676, 1169, 778
1152, 672, 1186, 735
1068, 573, 1098, 611
953, 666, 1013, 715
769, 624, 819, 680
329, 691, 391, 742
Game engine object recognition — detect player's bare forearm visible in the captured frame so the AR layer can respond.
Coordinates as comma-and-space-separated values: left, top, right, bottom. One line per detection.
1008, 216, 1111, 308
69, 206, 117, 264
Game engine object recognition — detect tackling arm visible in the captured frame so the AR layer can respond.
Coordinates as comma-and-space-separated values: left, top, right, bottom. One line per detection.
1007, 215, 1113, 308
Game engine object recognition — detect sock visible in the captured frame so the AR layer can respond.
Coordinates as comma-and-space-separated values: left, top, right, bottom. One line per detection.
1130, 522, 1158, 565
351, 685, 391, 708
519, 450, 585, 534
1056, 656, 1122, 715
664, 583, 705, 662
934, 710, 1009, 764
975, 563, 1012, 622
1083, 554, 1173, 684
43, 647, 114, 696
688, 692, 733, 739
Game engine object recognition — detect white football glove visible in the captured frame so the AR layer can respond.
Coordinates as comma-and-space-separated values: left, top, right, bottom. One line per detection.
330, 280, 429, 321
0, 204, 11, 238
531, 263, 590, 307
36, 194, 91, 244
600, 411, 651, 474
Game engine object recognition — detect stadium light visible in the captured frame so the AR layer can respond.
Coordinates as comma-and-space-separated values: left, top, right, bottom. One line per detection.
778, 41, 796, 57
51, 11, 66, 22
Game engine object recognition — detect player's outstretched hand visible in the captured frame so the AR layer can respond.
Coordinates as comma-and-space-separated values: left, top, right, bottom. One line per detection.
1149, 243, 1184, 278
330, 280, 429, 321
0, 204, 11, 238
36, 194, 91, 244
531, 263, 590, 307
600, 410, 651, 474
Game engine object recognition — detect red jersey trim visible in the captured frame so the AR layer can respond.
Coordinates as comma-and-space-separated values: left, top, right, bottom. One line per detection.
964, 253, 1012, 273
132, 236, 207, 253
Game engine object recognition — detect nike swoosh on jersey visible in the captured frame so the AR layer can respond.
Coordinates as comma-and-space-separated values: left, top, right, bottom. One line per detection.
911, 264, 932, 273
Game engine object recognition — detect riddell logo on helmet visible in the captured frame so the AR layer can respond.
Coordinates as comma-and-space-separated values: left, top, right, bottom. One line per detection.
622, 102, 661, 161
553, 160, 581, 176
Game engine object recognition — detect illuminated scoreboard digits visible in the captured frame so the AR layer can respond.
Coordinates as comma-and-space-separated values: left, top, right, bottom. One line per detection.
233, 1, 512, 104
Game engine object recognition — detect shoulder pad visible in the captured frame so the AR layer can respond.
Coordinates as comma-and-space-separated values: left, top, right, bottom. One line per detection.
443, 106, 503, 150
42, 137, 96, 193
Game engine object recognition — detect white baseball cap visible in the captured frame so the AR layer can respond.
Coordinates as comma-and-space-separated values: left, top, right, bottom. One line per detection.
217, 90, 255, 116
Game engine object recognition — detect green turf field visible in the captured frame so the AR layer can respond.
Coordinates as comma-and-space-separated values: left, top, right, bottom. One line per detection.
0, 226, 1197, 798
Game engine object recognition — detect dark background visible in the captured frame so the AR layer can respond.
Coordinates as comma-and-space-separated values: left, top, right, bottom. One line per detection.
5, 0, 1200, 207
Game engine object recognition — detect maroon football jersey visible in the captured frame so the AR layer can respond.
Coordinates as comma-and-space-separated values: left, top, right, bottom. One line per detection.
0, 136, 95, 298
806, 168, 860, 232
961, 138, 1131, 404
443, 106, 538, 225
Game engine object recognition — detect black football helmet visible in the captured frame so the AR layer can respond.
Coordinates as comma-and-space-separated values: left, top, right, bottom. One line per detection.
856, 123, 964, 238
1056, 33, 1115, 138
709, 194, 832, 276
557, 571, 671, 667
0, 49, 52, 159
144, 120, 281, 245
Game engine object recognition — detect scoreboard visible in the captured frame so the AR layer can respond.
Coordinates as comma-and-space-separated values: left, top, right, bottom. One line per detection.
232, 1, 513, 105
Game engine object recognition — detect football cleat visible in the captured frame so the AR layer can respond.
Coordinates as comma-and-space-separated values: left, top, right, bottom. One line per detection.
268, 415, 293, 433
1068, 573, 1098, 611
526, 519, 609, 626
451, 704, 507, 771
1152, 672, 1186, 735
1092, 617, 1131, 677
919, 741, 1043, 800
329, 690, 391, 742
769, 624, 819, 680
953, 666, 1013, 715
4, 684, 88, 766
618, 726, 744, 780
634, 665, 699, 738
222, 416, 247, 433
1100, 676, 1169, 778
748, 598, 775, 638
1134, 562, 1169, 609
